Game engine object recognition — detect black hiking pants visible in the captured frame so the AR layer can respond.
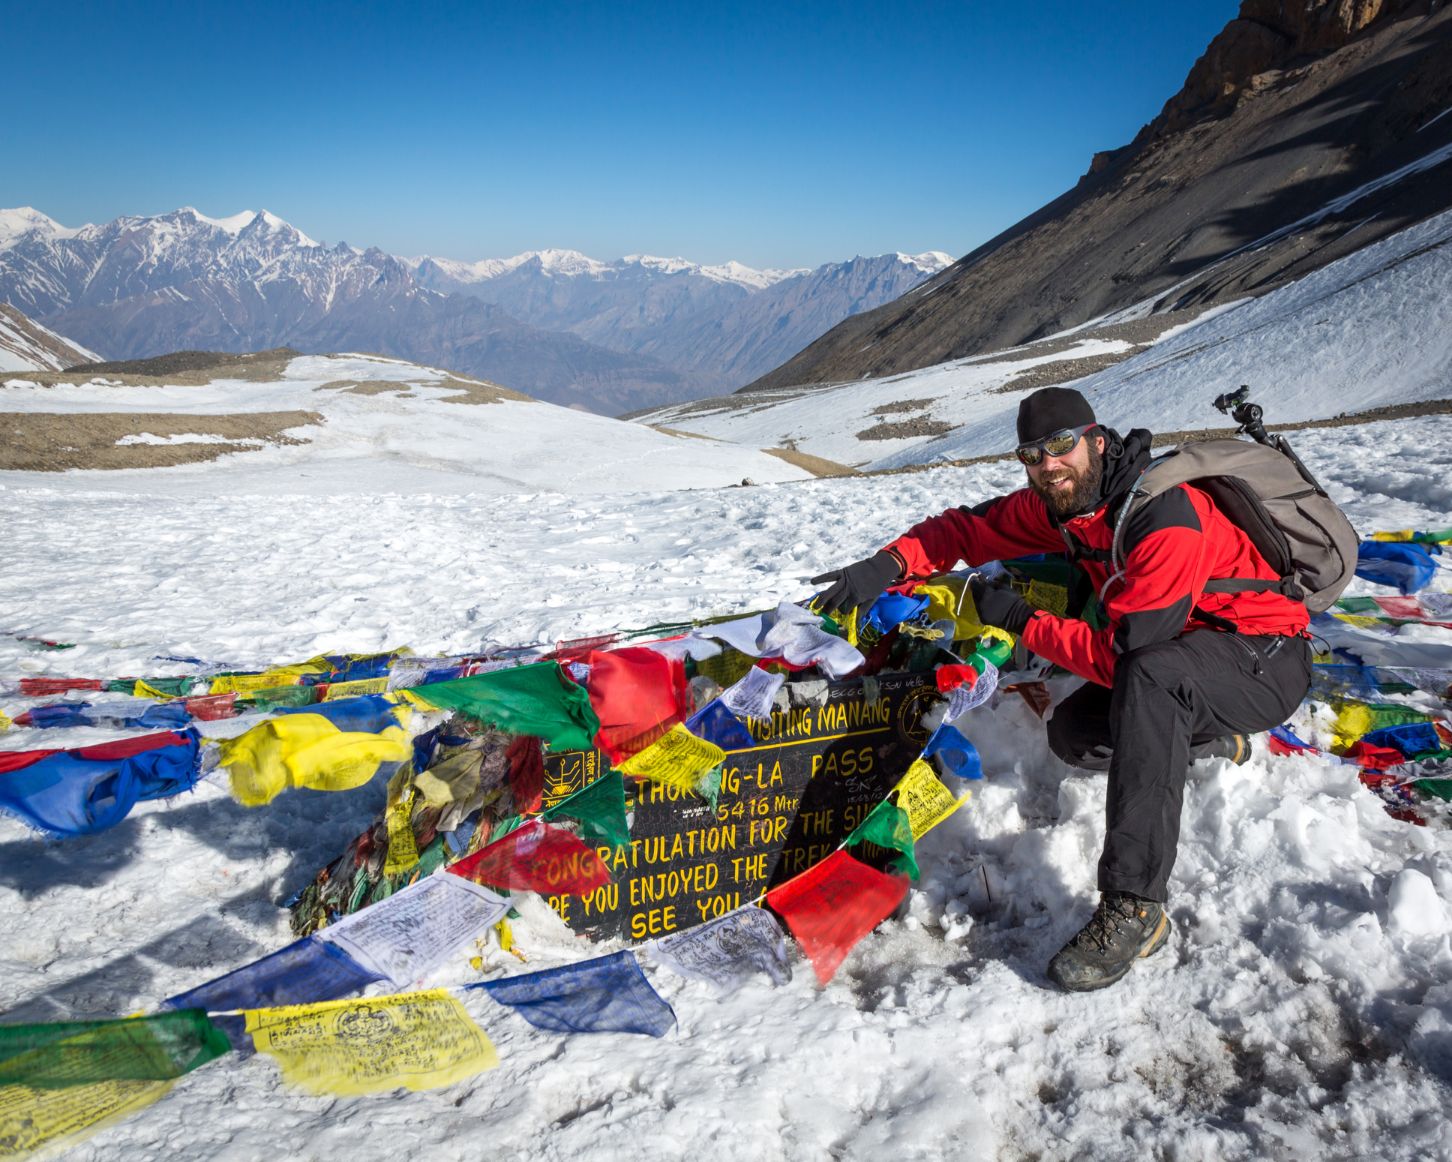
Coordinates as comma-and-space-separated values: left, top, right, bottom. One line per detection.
1046, 630, 1312, 902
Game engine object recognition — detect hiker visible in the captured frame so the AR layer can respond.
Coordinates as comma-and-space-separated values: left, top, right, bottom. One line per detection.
811, 386, 1313, 991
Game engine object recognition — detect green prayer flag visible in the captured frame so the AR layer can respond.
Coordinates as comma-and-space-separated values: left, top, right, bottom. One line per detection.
242, 684, 321, 712
408, 663, 600, 752
846, 799, 920, 881
1337, 596, 1382, 614
0, 1010, 231, 1089
543, 770, 631, 849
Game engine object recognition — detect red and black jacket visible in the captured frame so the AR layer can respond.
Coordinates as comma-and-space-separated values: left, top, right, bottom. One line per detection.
883, 428, 1309, 687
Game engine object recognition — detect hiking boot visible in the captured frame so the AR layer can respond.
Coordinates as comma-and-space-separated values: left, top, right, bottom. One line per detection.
1046, 892, 1171, 992
1192, 733, 1251, 765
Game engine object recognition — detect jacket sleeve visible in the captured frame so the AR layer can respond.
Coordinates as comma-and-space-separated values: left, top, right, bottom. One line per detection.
1020, 487, 1206, 686
884, 489, 1065, 579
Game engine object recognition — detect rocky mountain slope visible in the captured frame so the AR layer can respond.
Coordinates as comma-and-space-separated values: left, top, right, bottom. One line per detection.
0, 208, 945, 413
748, 0, 1452, 391
0, 302, 96, 371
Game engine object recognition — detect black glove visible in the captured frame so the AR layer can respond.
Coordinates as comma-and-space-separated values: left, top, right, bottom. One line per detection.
810, 550, 903, 615
969, 576, 1033, 635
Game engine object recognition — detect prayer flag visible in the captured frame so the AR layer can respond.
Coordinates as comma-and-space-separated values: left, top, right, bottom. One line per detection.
917, 577, 983, 640
946, 661, 998, 716
183, 691, 237, 721
936, 664, 978, 693
318, 874, 510, 988
1268, 725, 1316, 756
219, 711, 411, 807
405, 662, 600, 752
447, 819, 612, 895
0, 1077, 174, 1159
542, 770, 631, 849
719, 666, 784, 721
1362, 722, 1447, 761
586, 647, 691, 762
165, 937, 382, 1014
276, 693, 404, 733
652, 907, 791, 989
766, 850, 909, 985
617, 724, 725, 795
244, 990, 498, 1095
0, 1010, 229, 1089
846, 798, 919, 880
923, 723, 983, 780
506, 734, 545, 814
0, 731, 201, 838
684, 698, 755, 751
17, 678, 102, 697
474, 951, 676, 1037
382, 791, 420, 876
892, 759, 969, 839
865, 591, 929, 634
1355, 542, 1438, 595
322, 677, 390, 700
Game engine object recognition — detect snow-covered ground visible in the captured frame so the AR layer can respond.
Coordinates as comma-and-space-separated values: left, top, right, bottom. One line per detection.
0, 353, 810, 495
1, 403, 1450, 1159
644, 205, 1452, 472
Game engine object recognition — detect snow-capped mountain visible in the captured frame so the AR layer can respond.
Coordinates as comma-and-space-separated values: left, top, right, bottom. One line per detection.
0, 302, 97, 372
0, 207, 948, 413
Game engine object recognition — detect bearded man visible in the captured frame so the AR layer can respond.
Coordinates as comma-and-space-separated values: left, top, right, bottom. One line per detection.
811, 387, 1311, 991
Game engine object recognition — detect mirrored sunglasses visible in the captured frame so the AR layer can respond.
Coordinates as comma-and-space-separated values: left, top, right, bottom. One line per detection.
1015, 424, 1093, 466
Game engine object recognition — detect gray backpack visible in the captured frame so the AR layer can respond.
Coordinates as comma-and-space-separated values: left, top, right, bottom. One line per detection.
1111, 437, 1360, 614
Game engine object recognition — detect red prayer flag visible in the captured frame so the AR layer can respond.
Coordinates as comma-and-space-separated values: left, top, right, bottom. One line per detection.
1343, 740, 1406, 770
18, 677, 103, 696
766, 849, 908, 985
507, 734, 546, 814
447, 820, 612, 895
586, 647, 691, 763
935, 664, 979, 694
184, 692, 238, 721
1373, 596, 1425, 619
1004, 681, 1052, 718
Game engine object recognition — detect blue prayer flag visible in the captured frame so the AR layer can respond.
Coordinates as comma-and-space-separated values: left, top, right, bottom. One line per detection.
165, 936, 381, 1014
276, 694, 401, 733
1355, 542, 1438, 596
473, 950, 676, 1037
866, 592, 930, 634
685, 699, 755, 751
923, 722, 983, 779
1362, 722, 1444, 761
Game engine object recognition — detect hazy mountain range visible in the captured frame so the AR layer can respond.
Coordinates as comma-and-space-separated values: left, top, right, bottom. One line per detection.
0, 206, 947, 413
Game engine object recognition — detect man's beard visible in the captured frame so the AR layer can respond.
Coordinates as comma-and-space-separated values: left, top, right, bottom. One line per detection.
1030, 441, 1105, 518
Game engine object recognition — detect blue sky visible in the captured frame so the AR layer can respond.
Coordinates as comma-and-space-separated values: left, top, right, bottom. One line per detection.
5, 1, 1238, 268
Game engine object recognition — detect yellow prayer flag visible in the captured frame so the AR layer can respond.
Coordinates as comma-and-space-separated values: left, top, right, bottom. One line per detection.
1332, 613, 1384, 629
0, 1077, 174, 1160
244, 990, 498, 1096
618, 724, 725, 793
0, 712, 10, 734
209, 673, 296, 695
893, 758, 969, 839
324, 677, 391, 700
383, 790, 420, 876
219, 713, 411, 807
132, 680, 174, 701
1369, 530, 1412, 542
1025, 579, 1069, 616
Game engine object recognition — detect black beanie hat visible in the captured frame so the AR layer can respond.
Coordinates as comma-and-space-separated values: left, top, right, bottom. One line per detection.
1016, 387, 1096, 445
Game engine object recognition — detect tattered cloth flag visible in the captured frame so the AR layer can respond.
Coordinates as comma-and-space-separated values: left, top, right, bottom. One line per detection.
945, 661, 998, 717
617, 724, 726, 794
165, 936, 382, 1015
474, 950, 677, 1037
706, 602, 865, 679
0, 1077, 175, 1161
317, 873, 510, 988
683, 698, 755, 751
0, 730, 201, 838
219, 696, 412, 807
447, 819, 612, 895
541, 769, 631, 849
406, 662, 600, 752
922, 722, 983, 780
0, 1010, 230, 1088
585, 646, 692, 762
719, 665, 785, 721
1355, 541, 1439, 595
652, 906, 792, 990
244, 990, 498, 1096
766, 850, 909, 985
846, 798, 919, 880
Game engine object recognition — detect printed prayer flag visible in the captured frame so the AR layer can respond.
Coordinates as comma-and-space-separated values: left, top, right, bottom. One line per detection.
585, 646, 692, 762
165, 937, 383, 1014
542, 769, 631, 849
383, 791, 420, 876
506, 734, 545, 814
447, 819, 612, 895
218, 712, 411, 807
405, 662, 600, 752
244, 990, 498, 1095
917, 577, 981, 639
946, 661, 999, 717
893, 759, 969, 839
684, 698, 755, 751
652, 906, 791, 990
0, 1077, 174, 1160
318, 874, 510, 988
765, 850, 909, 985
0, 731, 201, 838
474, 950, 676, 1037
865, 591, 929, 634
0, 1010, 230, 1088
617, 724, 725, 795
322, 677, 391, 700
846, 798, 919, 880
923, 723, 983, 780
719, 665, 784, 721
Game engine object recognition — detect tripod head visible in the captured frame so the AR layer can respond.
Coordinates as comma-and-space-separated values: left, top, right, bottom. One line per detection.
1213, 384, 1267, 444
